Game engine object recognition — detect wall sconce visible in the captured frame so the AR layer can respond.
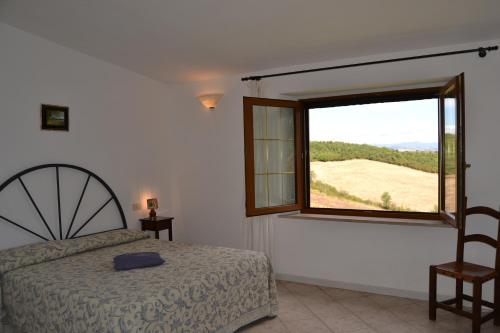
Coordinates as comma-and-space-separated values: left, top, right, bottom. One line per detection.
197, 93, 223, 109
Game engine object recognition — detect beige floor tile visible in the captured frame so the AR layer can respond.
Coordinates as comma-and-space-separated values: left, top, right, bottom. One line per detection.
428, 309, 470, 331
321, 286, 370, 301
434, 318, 473, 332
410, 299, 429, 306
278, 282, 289, 289
322, 313, 372, 333
356, 309, 406, 330
279, 302, 316, 322
279, 292, 302, 307
277, 281, 292, 295
297, 293, 342, 311
482, 322, 500, 333
349, 329, 377, 333
338, 297, 382, 314
413, 312, 472, 333
278, 291, 298, 301
241, 281, 479, 332
294, 290, 332, 305
368, 293, 415, 309
282, 318, 332, 333
237, 317, 288, 332
307, 301, 350, 320
278, 290, 292, 301
413, 322, 465, 333
276, 280, 287, 287
372, 322, 423, 333
391, 303, 428, 324
482, 320, 500, 329
284, 281, 324, 296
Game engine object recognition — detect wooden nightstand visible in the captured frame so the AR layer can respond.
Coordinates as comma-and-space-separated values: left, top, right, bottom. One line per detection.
140, 216, 174, 240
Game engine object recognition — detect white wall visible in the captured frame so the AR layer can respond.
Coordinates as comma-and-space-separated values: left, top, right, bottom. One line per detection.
165, 40, 500, 299
0, 23, 179, 249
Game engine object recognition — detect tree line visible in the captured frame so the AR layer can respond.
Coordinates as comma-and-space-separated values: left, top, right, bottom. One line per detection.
310, 141, 438, 173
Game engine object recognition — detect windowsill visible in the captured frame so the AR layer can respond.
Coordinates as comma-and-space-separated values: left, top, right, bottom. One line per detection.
278, 212, 451, 228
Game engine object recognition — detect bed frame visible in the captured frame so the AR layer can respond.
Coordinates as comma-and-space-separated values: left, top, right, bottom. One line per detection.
0, 164, 127, 241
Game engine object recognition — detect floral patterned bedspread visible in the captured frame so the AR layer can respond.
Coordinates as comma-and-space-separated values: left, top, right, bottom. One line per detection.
0, 230, 278, 333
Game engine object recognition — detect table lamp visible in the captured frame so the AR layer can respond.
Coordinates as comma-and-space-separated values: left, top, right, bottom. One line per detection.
147, 198, 158, 219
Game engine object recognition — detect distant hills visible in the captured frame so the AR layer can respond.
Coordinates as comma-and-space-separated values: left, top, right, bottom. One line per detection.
375, 141, 438, 152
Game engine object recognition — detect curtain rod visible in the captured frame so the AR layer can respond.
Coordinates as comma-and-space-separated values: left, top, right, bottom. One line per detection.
241, 45, 498, 81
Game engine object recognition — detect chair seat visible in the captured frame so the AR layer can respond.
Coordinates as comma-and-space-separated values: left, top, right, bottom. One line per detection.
435, 261, 497, 282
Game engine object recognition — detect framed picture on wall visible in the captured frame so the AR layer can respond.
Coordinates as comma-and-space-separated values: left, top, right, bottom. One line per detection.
41, 104, 69, 131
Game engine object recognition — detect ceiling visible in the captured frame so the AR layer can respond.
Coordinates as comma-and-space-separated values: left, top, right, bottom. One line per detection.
1, 0, 500, 83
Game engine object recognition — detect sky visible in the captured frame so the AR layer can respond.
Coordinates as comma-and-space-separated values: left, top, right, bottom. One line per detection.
444, 99, 457, 134
309, 98, 439, 145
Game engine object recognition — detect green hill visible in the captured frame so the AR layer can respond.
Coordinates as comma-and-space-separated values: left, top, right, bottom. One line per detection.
310, 141, 438, 173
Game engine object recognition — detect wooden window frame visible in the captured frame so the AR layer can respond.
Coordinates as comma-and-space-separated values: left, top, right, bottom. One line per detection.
243, 75, 465, 227
244, 97, 304, 217
301, 87, 444, 221
438, 73, 466, 228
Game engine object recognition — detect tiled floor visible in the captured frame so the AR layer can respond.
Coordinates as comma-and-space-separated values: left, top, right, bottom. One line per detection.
238, 280, 500, 333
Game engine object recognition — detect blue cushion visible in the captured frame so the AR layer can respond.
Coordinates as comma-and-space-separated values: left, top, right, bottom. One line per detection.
113, 252, 165, 271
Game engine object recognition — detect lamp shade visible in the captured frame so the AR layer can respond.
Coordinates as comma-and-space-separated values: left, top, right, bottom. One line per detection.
146, 198, 158, 210
197, 93, 223, 109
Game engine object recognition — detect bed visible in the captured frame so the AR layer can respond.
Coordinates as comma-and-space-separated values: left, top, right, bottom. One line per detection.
0, 164, 278, 333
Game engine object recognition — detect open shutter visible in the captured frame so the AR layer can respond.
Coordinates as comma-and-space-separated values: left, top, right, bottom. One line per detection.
244, 97, 304, 217
439, 73, 466, 228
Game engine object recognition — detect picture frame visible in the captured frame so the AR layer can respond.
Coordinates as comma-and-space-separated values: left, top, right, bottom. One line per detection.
41, 104, 69, 131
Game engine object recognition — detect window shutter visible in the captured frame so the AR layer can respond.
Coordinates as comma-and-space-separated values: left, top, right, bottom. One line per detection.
243, 97, 304, 217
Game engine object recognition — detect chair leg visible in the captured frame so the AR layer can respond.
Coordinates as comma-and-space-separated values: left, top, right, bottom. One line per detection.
495, 277, 500, 326
472, 282, 482, 333
456, 278, 463, 310
429, 266, 437, 321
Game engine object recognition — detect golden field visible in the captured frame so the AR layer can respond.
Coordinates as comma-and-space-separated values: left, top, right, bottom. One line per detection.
310, 159, 438, 212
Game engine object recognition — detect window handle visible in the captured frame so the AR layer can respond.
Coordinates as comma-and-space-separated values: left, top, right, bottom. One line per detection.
466, 163, 471, 169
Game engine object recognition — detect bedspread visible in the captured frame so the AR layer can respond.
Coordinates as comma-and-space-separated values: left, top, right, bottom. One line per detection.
0, 232, 277, 333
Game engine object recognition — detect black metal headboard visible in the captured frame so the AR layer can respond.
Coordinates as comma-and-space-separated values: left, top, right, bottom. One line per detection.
0, 164, 127, 241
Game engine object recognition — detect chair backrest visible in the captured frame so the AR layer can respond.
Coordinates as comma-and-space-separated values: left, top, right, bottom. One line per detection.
457, 206, 500, 271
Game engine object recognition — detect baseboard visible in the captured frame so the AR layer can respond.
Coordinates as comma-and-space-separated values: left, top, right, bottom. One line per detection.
275, 272, 452, 301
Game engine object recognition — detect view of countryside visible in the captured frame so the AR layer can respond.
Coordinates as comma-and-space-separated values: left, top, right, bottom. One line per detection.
309, 99, 439, 212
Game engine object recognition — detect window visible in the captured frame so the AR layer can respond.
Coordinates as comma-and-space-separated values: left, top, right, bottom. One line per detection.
243, 97, 303, 216
304, 88, 441, 221
243, 74, 465, 228
440, 74, 466, 227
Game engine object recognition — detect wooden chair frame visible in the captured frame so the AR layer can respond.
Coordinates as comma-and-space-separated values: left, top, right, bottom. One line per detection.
429, 206, 500, 333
